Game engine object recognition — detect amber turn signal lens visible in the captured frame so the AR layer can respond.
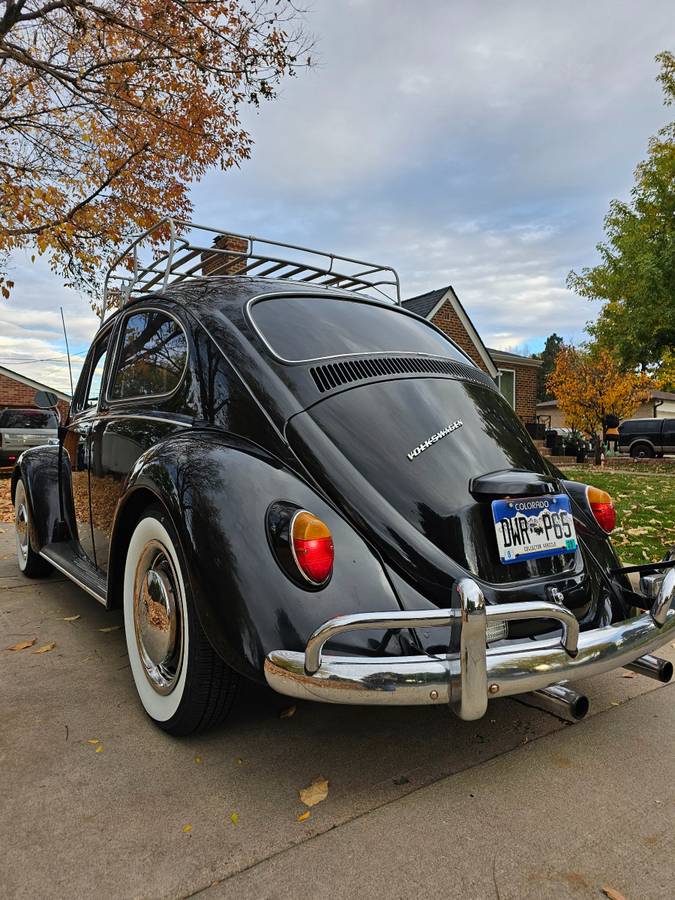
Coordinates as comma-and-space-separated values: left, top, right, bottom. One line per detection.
586, 485, 616, 533
291, 511, 334, 584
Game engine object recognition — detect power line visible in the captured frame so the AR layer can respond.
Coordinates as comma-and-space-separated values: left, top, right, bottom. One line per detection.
0, 356, 86, 364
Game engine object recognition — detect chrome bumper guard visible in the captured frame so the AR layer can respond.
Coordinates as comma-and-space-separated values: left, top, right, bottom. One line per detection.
264, 570, 675, 720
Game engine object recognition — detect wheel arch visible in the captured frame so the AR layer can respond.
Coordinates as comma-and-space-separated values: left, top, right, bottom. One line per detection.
107, 485, 172, 609
108, 430, 402, 681
629, 438, 656, 457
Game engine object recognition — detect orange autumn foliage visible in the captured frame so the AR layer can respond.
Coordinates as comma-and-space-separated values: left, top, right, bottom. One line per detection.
0, 1, 310, 307
547, 345, 655, 436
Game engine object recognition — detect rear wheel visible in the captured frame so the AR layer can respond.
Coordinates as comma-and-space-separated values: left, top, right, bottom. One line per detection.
123, 505, 239, 735
14, 479, 52, 577
630, 443, 654, 459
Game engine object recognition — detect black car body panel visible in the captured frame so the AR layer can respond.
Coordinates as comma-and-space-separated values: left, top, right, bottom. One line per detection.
12, 275, 640, 682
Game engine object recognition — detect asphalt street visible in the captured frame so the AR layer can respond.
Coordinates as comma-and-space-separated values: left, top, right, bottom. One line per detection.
1, 528, 673, 900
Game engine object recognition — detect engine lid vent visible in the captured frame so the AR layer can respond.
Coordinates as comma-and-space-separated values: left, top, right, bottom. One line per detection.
309, 356, 496, 394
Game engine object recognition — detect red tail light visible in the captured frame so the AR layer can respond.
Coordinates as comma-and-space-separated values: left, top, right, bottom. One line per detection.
586, 486, 616, 533
291, 511, 334, 585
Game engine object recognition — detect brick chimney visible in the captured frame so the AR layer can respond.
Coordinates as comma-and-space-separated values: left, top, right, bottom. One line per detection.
201, 233, 248, 276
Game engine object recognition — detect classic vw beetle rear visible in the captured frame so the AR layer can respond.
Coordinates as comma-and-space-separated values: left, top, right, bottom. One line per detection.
12, 221, 675, 734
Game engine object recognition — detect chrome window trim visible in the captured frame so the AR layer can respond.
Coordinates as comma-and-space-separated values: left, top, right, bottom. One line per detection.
244, 292, 475, 368
95, 413, 194, 428
104, 306, 190, 406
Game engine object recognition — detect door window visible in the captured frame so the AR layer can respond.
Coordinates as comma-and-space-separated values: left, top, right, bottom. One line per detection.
110, 310, 188, 401
75, 330, 112, 412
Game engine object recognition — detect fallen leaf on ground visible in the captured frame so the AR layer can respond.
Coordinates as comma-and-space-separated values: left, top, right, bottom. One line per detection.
63, 615, 81, 622
87, 739, 100, 745
33, 642, 56, 654
195, 756, 202, 764
610, 700, 621, 707
182, 824, 192, 833
6, 638, 36, 651
602, 887, 627, 900
98, 626, 120, 633
229, 812, 239, 825
299, 777, 329, 807
297, 811, 311, 822
621, 672, 636, 678
95, 745, 104, 753
280, 705, 296, 719
235, 758, 243, 766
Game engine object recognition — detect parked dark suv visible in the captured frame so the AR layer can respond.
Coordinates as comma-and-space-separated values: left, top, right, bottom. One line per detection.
618, 418, 675, 458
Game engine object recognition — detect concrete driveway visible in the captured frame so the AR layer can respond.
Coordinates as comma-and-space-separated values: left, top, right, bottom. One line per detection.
1, 528, 674, 900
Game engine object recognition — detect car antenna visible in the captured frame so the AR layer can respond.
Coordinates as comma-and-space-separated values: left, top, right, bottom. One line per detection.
60, 306, 74, 398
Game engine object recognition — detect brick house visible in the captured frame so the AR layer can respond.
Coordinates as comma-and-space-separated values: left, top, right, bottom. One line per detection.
0, 365, 70, 421
403, 286, 542, 423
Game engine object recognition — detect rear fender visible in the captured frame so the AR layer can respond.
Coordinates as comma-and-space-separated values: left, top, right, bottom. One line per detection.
110, 431, 402, 680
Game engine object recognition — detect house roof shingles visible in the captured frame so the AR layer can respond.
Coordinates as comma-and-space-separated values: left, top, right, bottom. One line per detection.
402, 287, 449, 319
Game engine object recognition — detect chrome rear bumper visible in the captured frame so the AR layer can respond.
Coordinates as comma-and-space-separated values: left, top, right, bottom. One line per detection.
264, 570, 675, 720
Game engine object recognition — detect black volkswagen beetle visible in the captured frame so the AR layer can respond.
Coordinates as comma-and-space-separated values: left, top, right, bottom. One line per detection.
12, 220, 675, 734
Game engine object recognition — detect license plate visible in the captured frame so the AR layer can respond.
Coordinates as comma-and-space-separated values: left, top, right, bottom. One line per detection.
492, 494, 578, 565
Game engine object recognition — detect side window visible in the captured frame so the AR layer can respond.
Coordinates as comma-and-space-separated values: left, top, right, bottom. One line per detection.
110, 310, 188, 401
497, 369, 516, 408
76, 331, 111, 411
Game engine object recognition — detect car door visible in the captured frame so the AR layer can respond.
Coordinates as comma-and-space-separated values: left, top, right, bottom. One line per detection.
662, 418, 675, 454
89, 307, 192, 574
62, 324, 116, 566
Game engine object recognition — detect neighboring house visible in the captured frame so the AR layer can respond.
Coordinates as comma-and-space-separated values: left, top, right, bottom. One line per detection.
537, 390, 675, 430
403, 286, 542, 423
0, 365, 70, 420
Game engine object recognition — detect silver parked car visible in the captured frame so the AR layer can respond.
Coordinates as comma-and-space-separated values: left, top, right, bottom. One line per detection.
0, 408, 59, 468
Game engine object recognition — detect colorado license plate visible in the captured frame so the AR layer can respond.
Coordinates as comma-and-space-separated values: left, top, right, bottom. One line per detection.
492, 494, 578, 565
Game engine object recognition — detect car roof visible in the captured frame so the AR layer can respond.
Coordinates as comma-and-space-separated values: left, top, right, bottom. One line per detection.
108, 276, 393, 318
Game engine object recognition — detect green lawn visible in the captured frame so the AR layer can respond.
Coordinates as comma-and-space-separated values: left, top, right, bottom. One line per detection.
563, 468, 675, 564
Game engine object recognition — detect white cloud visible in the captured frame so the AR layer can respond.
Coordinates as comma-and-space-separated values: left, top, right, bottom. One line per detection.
3, 0, 672, 378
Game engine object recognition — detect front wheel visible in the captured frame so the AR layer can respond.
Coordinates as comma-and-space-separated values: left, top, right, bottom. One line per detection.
14, 479, 52, 577
123, 505, 239, 735
630, 443, 654, 459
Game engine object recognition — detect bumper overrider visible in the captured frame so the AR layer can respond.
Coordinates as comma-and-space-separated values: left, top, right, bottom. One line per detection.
264, 570, 675, 720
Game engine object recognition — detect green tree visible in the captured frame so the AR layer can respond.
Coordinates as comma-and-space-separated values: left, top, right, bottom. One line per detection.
568, 51, 675, 370
533, 332, 564, 401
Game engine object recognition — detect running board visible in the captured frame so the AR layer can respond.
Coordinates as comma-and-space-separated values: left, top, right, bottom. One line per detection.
40, 541, 107, 606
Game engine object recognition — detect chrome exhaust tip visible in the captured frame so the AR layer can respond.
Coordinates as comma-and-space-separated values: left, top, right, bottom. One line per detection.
625, 654, 673, 683
525, 683, 590, 721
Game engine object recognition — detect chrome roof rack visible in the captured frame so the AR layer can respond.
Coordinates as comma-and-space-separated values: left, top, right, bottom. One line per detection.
102, 218, 401, 319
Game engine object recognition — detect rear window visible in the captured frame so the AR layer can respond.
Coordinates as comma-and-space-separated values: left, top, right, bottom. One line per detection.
0, 409, 58, 429
249, 297, 470, 364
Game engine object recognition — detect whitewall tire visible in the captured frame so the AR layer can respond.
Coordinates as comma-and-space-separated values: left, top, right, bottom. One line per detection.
123, 505, 238, 735
14, 479, 52, 578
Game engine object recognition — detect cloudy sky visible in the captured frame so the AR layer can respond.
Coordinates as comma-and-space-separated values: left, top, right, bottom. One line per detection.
2, 0, 673, 394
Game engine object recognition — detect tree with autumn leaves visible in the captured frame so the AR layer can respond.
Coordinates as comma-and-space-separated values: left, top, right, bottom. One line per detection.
547, 344, 654, 450
0, 0, 310, 307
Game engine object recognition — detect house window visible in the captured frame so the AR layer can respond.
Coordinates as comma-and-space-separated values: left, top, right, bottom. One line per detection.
497, 369, 516, 408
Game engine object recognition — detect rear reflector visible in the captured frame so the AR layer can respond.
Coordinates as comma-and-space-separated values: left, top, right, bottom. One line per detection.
586, 485, 616, 533
291, 511, 334, 585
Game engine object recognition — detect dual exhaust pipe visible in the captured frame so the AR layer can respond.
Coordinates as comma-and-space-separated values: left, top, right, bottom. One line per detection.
526, 654, 673, 722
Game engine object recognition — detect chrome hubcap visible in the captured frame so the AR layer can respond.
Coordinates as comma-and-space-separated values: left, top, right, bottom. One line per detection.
133, 541, 182, 694
16, 503, 29, 562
